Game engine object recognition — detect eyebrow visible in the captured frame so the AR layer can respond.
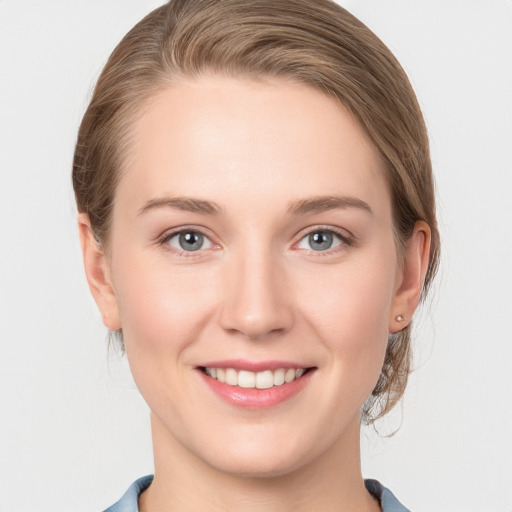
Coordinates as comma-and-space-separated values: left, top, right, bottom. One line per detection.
287, 195, 373, 216
138, 196, 222, 216
137, 194, 372, 217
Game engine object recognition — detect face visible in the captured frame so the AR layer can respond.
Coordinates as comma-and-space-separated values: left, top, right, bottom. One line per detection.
97, 76, 408, 477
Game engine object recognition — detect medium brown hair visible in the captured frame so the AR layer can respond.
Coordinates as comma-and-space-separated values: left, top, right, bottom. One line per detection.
72, 0, 440, 423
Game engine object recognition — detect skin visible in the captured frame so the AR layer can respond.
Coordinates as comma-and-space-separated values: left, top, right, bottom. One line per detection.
79, 76, 431, 512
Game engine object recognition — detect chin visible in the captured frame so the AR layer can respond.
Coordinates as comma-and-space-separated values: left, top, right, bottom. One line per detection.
209, 451, 306, 480
195, 428, 321, 479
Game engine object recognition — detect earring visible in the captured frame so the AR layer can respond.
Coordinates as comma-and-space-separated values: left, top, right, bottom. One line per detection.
395, 315, 404, 322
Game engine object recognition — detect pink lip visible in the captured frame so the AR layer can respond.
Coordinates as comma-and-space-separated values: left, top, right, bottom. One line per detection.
196, 365, 316, 410
198, 359, 310, 372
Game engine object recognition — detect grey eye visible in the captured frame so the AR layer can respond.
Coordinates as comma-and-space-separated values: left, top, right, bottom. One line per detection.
179, 232, 204, 251
309, 231, 333, 251
297, 230, 343, 251
167, 231, 212, 252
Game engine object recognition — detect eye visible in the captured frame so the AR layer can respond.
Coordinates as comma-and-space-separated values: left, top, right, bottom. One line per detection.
164, 230, 214, 252
296, 229, 345, 252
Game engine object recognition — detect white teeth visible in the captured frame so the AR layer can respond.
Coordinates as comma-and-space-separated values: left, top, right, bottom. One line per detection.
238, 370, 256, 388
285, 368, 296, 383
225, 368, 238, 386
256, 370, 274, 389
204, 367, 308, 388
273, 368, 285, 386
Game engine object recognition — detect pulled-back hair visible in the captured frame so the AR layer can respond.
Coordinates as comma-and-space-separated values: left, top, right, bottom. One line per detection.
72, 0, 440, 423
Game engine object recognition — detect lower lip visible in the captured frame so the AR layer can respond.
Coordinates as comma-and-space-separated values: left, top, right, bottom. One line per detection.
198, 370, 314, 409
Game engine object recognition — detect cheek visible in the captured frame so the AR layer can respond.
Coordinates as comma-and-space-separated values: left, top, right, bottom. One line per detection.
110, 251, 223, 421
296, 250, 397, 376
111, 249, 217, 359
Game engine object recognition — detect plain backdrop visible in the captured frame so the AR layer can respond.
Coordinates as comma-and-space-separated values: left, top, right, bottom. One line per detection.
1, 1, 511, 511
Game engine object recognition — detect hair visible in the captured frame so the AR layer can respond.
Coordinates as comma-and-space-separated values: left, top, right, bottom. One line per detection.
72, 0, 440, 423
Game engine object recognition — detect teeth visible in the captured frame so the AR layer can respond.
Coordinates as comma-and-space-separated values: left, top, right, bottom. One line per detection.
285, 368, 296, 383
273, 368, 285, 386
225, 368, 238, 386
204, 367, 308, 388
256, 370, 273, 389
238, 370, 256, 388
217, 368, 226, 383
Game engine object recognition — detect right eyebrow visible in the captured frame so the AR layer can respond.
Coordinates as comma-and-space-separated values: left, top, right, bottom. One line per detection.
137, 196, 222, 216
287, 195, 373, 216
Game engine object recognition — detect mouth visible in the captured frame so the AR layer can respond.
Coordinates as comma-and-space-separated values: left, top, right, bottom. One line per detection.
196, 362, 317, 409
198, 366, 314, 389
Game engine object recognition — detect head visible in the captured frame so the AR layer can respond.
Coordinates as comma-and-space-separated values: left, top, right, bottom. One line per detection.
73, 0, 439, 472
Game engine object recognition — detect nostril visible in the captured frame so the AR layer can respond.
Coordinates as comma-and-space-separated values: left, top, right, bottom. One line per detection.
218, 268, 294, 338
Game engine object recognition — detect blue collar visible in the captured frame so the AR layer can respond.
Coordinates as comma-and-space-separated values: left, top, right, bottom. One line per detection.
103, 475, 410, 512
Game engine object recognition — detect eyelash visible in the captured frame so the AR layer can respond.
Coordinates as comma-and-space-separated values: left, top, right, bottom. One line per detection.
158, 226, 216, 258
158, 225, 355, 257
294, 225, 355, 255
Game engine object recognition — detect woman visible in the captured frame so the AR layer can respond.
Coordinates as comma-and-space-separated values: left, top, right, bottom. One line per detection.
73, 0, 439, 510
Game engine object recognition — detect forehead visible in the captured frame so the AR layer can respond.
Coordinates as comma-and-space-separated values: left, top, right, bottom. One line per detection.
116, 76, 389, 217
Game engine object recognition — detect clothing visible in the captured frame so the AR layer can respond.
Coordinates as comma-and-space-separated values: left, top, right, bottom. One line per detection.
102, 475, 411, 511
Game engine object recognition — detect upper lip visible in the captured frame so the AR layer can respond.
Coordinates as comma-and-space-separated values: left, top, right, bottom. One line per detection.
197, 359, 314, 372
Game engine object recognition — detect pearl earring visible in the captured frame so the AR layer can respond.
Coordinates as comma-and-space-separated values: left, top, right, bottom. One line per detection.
395, 315, 404, 322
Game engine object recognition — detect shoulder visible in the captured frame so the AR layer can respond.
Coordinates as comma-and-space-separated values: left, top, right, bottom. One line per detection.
102, 475, 153, 512
102, 475, 409, 512
365, 479, 411, 512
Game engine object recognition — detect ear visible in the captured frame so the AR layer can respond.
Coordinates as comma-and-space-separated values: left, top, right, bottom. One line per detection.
78, 213, 122, 330
389, 221, 431, 333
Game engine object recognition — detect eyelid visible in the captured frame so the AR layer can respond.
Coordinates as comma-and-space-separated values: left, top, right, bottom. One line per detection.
157, 225, 220, 256
155, 224, 355, 256
292, 225, 356, 252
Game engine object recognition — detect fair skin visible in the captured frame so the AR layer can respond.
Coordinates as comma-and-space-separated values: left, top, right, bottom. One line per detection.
79, 76, 430, 512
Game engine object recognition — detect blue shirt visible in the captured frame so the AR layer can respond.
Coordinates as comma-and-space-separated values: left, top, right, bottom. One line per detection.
103, 475, 411, 511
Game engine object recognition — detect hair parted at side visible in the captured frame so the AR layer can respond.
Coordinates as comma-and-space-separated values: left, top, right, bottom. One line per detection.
72, 0, 440, 423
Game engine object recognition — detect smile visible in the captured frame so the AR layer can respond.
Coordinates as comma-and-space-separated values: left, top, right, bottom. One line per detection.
197, 362, 316, 409
202, 367, 307, 389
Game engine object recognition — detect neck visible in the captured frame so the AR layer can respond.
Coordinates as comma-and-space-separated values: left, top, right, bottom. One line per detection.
139, 413, 380, 512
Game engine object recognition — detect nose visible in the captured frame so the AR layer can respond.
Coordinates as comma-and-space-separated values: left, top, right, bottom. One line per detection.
219, 246, 294, 340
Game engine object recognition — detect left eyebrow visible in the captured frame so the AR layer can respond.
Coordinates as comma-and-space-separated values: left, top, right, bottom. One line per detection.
137, 196, 222, 216
287, 195, 373, 216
